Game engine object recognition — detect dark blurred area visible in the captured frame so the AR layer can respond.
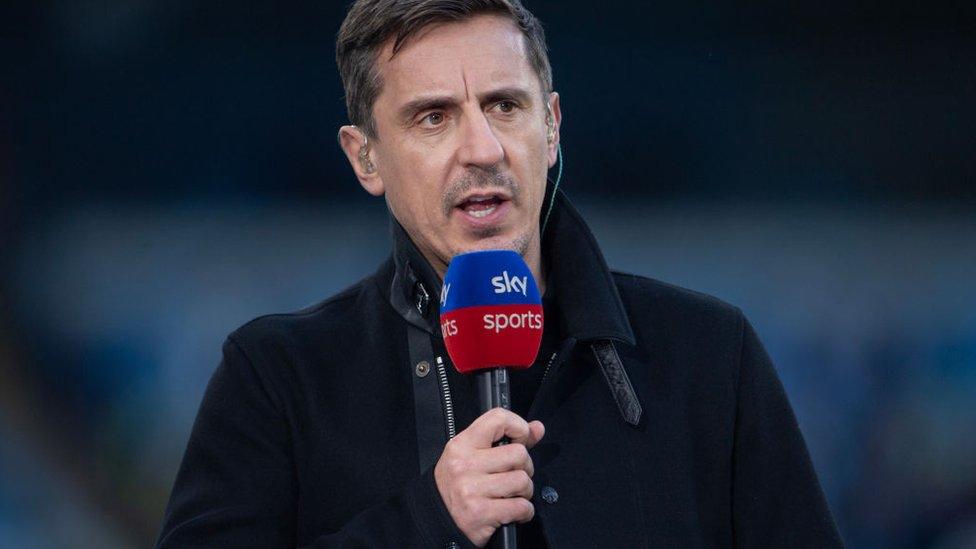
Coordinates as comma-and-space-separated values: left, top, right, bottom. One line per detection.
1, 1, 974, 547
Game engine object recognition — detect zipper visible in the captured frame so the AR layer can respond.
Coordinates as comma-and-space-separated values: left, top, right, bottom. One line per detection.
542, 337, 577, 390
529, 337, 578, 420
434, 356, 457, 438
540, 350, 559, 386
528, 350, 559, 411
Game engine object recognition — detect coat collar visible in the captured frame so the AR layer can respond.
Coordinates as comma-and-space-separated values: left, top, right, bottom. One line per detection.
386, 190, 636, 346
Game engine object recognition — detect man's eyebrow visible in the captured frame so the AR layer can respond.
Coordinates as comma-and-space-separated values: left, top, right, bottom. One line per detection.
479, 86, 534, 106
398, 95, 458, 123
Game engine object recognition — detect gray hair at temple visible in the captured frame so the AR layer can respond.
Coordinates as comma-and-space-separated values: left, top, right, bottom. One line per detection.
336, 0, 553, 139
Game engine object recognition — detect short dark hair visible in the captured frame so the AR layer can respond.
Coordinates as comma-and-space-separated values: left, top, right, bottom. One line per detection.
336, 0, 552, 138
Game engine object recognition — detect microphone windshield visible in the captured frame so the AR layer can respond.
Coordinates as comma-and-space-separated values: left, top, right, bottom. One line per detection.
439, 250, 543, 373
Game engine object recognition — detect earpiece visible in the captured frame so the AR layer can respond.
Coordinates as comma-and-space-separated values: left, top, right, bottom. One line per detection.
340, 125, 377, 174
357, 130, 375, 174
545, 102, 555, 144
360, 152, 375, 174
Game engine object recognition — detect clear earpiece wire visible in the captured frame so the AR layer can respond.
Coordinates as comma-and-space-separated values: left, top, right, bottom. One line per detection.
541, 144, 563, 233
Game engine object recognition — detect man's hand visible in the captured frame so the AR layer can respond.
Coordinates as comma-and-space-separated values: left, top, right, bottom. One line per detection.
434, 408, 545, 547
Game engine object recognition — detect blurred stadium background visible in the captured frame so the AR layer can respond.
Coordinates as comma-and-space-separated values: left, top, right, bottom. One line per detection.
1, 1, 974, 547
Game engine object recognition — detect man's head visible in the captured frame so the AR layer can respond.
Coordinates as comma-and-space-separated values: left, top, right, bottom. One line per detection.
336, 0, 561, 282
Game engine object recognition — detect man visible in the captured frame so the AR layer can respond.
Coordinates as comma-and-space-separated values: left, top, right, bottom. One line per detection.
157, 1, 843, 547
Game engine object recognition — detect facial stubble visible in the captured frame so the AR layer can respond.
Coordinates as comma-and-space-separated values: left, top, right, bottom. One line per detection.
441, 166, 533, 257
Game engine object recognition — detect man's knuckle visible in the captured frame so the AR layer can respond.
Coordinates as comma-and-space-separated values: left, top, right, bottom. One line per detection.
442, 445, 460, 464
505, 443, 524, 459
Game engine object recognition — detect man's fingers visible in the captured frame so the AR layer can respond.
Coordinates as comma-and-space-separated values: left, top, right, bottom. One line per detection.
488, 497, 535, 525
478, 443, 534, 476
461, 408, 531, 448
480, 470, 534, 499
434, 410, 542, 545
509, 420, 545, 449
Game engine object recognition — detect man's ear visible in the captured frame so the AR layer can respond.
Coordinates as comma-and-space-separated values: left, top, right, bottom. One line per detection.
546, 92, 562, 168
338, 125, 384, 196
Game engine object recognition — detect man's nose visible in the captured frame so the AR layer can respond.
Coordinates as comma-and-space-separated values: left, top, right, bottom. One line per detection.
457, 111, 505, 168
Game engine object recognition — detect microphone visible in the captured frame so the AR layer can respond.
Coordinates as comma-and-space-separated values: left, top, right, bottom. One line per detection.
440, 250, 544, 549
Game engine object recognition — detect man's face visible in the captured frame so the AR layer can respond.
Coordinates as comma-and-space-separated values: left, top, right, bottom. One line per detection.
343, 14, 560, 279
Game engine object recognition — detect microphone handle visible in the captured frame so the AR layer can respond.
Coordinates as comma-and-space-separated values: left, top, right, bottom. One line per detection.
476, 368, 517, 549
477, 367, 511, 415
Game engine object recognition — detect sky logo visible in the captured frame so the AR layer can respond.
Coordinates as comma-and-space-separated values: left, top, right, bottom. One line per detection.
440, 283, 451, 307
491, 271, 528, 297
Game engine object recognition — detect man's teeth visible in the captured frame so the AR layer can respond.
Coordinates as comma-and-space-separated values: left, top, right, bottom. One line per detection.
468, 205, 496, 218
459, 196, 501, 218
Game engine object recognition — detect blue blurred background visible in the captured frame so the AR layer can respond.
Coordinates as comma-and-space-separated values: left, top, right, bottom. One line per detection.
1, 1, 975, 547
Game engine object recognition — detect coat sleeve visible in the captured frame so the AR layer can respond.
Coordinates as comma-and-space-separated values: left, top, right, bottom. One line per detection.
731, 315, 844, 548
155, 337, 475, 549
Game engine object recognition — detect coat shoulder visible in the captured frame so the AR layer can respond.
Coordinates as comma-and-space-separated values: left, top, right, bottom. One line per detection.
612, 270, 741, 318
610, 270, 745, 348
227, 270, 388, 355
609, 271, 748, 401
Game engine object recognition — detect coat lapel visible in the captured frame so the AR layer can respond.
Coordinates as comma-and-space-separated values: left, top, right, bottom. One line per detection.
529, 344, 650, 547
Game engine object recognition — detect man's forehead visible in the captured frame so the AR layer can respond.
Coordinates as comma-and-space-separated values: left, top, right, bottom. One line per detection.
376, 15, 537, 103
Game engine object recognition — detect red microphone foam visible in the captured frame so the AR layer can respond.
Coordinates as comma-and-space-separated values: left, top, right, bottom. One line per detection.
439, 250, 543, 373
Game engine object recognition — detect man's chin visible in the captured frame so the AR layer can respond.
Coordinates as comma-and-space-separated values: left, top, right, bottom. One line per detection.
452, 230, 531, 258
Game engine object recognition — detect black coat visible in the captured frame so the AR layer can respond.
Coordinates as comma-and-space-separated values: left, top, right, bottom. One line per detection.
157, 192, 843, 548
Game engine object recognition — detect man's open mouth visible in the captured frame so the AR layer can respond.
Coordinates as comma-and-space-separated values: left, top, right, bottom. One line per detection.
456, 194, 507, 219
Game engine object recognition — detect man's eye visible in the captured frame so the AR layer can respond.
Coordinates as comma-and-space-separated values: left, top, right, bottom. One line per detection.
422, 112, 444, 126
495, 101, 516, 113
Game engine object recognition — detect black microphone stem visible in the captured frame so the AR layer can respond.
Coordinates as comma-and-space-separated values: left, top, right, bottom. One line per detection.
477, 368, 512, 414
476, 368, 517, 549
